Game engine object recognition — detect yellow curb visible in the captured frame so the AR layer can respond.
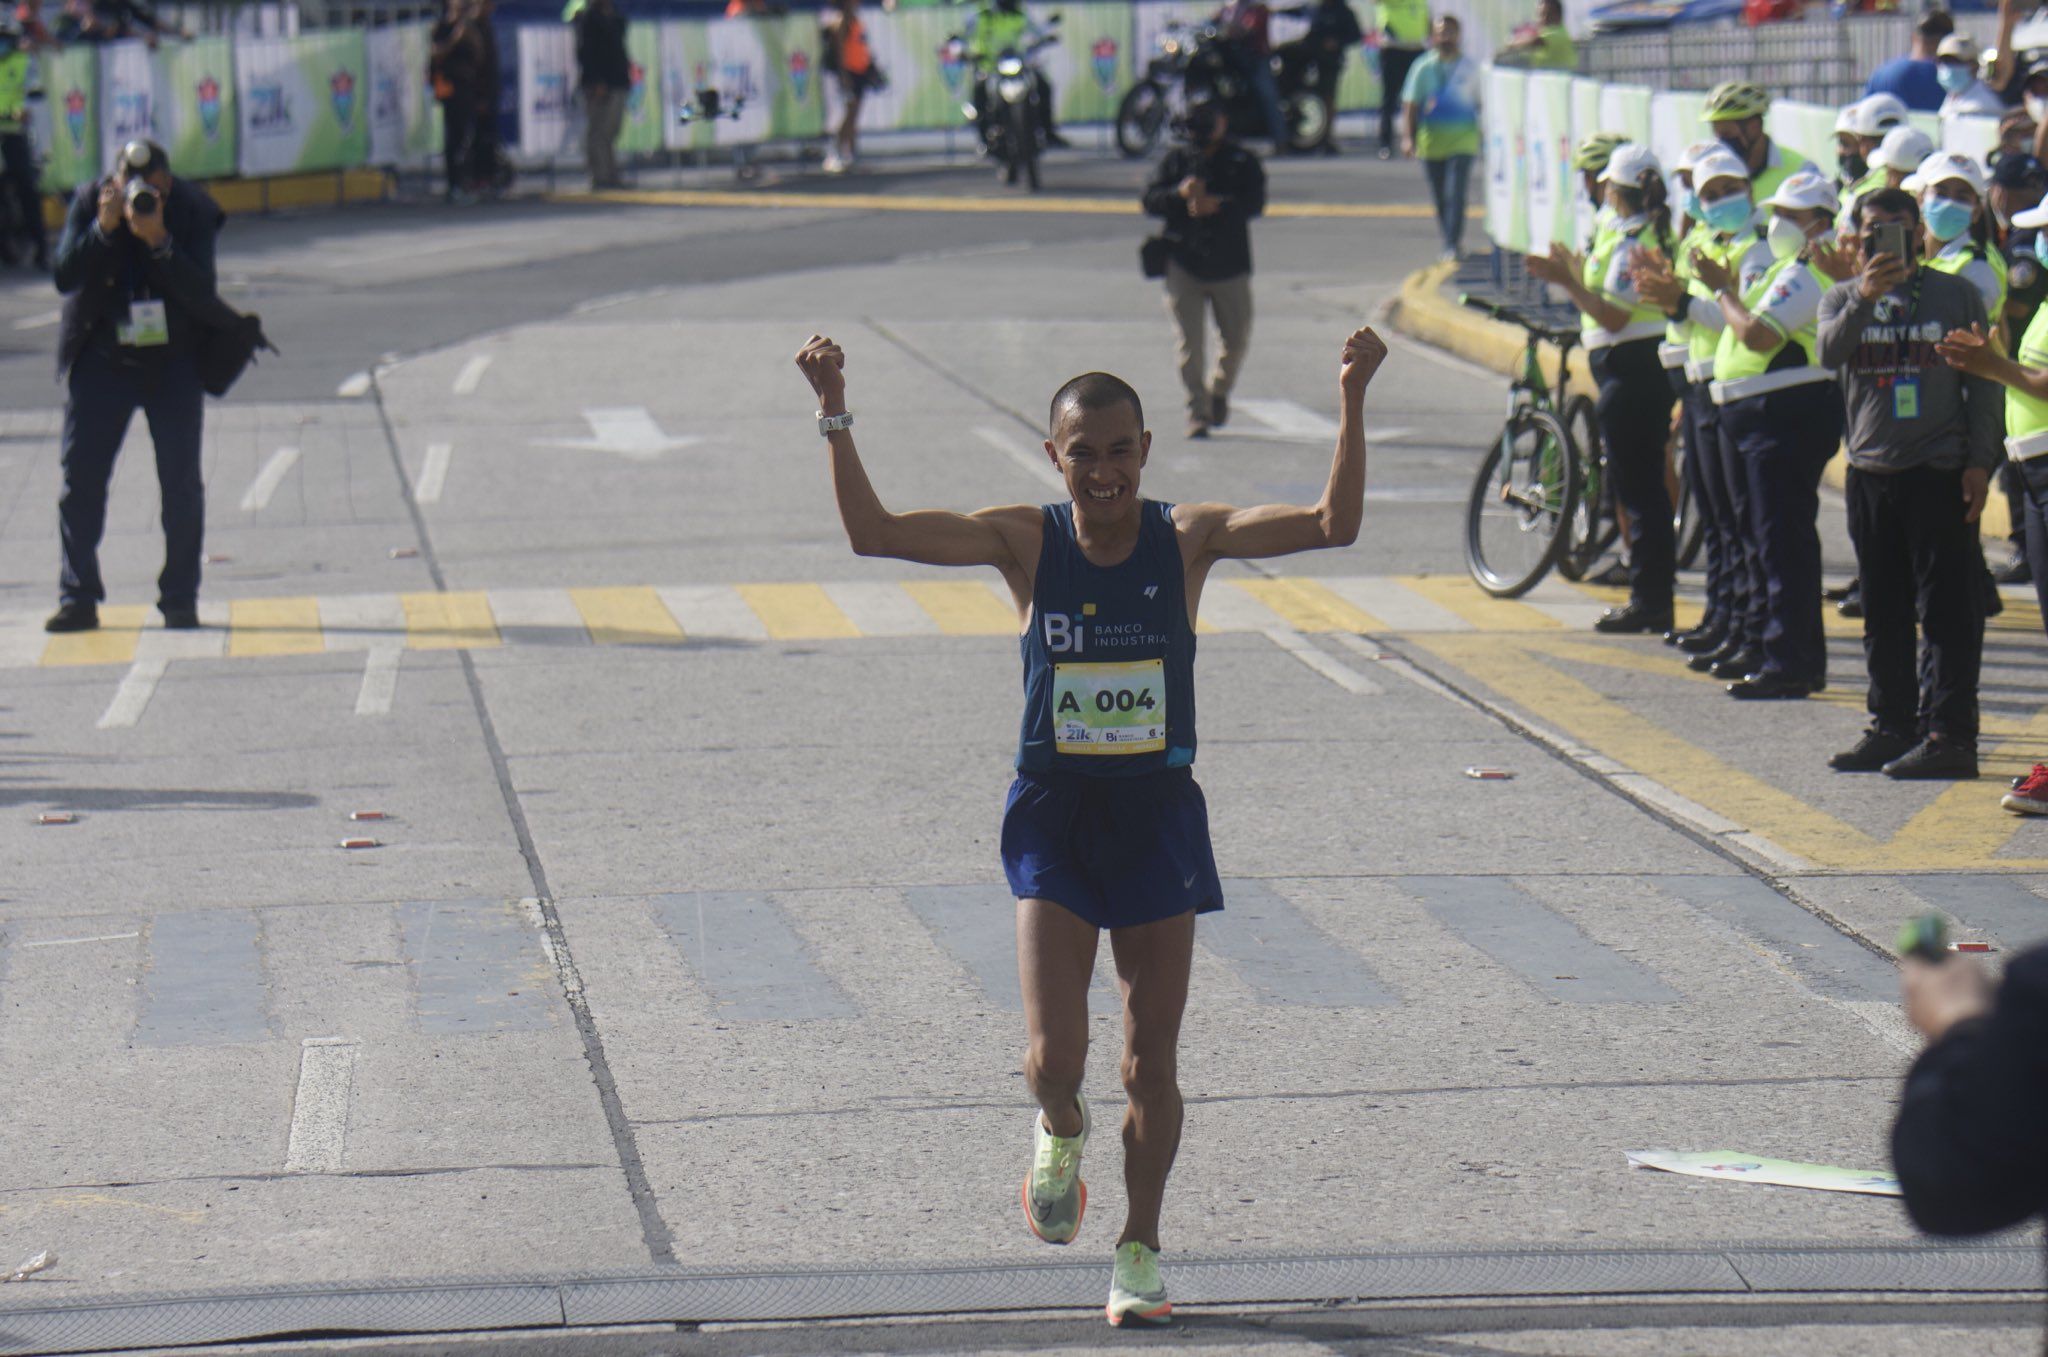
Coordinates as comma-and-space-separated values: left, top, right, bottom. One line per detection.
41, 168, 391, 230
1388, 264, 2015, 545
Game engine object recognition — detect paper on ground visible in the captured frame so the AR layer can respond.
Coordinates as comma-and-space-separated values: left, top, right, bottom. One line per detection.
1627, 1149, 1902, 1197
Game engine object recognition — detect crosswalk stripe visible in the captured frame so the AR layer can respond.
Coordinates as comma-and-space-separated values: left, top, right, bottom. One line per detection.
401, 591, 500, 650
487, 588, 589, 647
1321, 576, 1471, 632
1228, 578, 1383, 633
136, 910, 272, 1045
1401, 876, 1682, 1003
320, 593, 409, 652
1193, 578, 1287, 635
901, 885, 1119, 1015
735, 583, 860, 639
821, 581, 942, 636
134, 617, 228, 663
41, 604, 150, 667
228, 597, 325, 658
1203, 880, 1396, 1005
570, 587, 684, 646
1653, 876, 1899, 1002
394, 900, 556, 1034
651, 892, 857, 1021
1903, 876, 2048, 950
1397, 575, 1561, 631
0, 614, 47, 668
903, 579, 1016, 636
658, 585, 769, 640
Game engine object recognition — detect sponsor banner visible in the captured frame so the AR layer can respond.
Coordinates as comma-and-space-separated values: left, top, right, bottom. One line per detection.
1646, 87, 1701, 189
1524, 71, 1570, 253
39, 46, 101, 192
1568, 75, 1601, 247
155, 36, 237, 181
616, 21, 665, 153
1031, 3, 1131, 127
660, 17, 819, 151
1483, 65, 1526, 253
1597, 81, 1651, 150
98, 40, 157, 175
234, 31, 370, 175
1768, 99, 1839, 180
367, 23, 443, 165
518, 23, 577, 157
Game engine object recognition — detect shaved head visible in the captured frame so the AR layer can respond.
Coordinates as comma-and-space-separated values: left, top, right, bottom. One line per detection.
1049, 372, 1144, 442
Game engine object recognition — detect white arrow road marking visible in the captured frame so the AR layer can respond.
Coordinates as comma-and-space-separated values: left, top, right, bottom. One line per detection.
240, 446, 300, 512
1263, 627, 1380, 694
973, 426, 1065, 491
97, 658, 167, 729
538, 408, 701, 461
355, 644, 401, 716
335, 371, 372, 398
452, 354, 492, 395
285, 1038, 357, 1173
13, 309, 60, 332
1224, 398, 1412, 445
416, 443, 452, 503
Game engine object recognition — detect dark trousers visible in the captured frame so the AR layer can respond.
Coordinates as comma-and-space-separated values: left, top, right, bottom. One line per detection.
1591, 338, 1676, 611
440, 95, 473, 191
1, 132, 45, 257
2018, 456, 2048, 625
1379, 46, 1418, 152
1846, 464, 1985, 745
59, 347, 206, 612
1682, 380, 1741, 632
1714, 393, 1767, 650
1721, 382, 1844, 683
1422, 154, 1472, 254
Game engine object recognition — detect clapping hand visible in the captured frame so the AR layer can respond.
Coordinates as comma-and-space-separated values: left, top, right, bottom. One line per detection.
1522, 242, 1580, 287
1810, 235, 1858, 283
1688, 247, 1733, 296
1934, 323, 1996, 377
1630, 247, 1685, 310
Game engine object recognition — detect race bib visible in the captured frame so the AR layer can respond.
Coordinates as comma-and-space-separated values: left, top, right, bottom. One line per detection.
117, 299, 169, 348
1052, 659, 1166, 755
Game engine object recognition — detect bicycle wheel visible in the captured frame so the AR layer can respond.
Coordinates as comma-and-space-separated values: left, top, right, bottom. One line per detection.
1557, 393, 1616, 581
1466, 406, 1580, 598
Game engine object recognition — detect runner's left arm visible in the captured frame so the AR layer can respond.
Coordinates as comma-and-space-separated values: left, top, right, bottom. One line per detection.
1177, 326, 1386, 561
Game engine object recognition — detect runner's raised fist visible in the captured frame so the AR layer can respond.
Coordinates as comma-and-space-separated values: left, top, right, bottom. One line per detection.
795, 334, 848, 406
1339, 327, 1387, 398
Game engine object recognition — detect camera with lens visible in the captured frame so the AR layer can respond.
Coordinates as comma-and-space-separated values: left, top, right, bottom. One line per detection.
125, 177, 160, 216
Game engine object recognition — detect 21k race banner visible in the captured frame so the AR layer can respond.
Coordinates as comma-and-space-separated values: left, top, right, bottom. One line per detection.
367, 23, 442, 165
155, 36, 237, 181
234, 30, 370, 176
98, 40, 156, 174
37, 47, 99, 193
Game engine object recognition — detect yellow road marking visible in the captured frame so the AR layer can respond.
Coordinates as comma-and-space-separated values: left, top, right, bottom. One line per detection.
1397, 575, 1560, 631
567, 187, 1452, 220
1888, 704, 2048, 864
735, 583, 860, 639
1228, 578, 1384, 633
570, 587, 685, 645
1563, 579, 1707, 633
903, 580, 1016, 636
40, 605, 150, 667
1525, 636, 1859, 707
401, 591, 500, 649
227, 597, 323, 658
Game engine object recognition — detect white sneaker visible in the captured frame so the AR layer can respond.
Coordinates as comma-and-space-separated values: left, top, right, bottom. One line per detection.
1106, 1240, 1171, 1326
822, 153, 845, 174
1021, 1093, 1089, 1243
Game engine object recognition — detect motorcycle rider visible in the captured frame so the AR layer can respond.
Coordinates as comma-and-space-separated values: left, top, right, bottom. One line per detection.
1277, 0, 1361, 155
968, 0, 1065, 150
1213, 0, 1288, 146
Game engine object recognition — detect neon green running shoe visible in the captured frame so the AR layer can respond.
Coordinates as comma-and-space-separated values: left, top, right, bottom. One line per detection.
1106, 1240, 1171, 1327
1020, 1093, 1089, 1244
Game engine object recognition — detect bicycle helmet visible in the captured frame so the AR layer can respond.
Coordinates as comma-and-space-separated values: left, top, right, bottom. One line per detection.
1702, 81, 1771, 123
1571, 131, 1628, 172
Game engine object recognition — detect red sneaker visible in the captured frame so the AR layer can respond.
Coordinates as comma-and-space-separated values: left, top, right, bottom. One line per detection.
2002, 764, 2048, 816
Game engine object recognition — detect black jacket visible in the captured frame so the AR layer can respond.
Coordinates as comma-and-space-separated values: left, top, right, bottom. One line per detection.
1892, 944, 2048, 1265
1141, 141, 1266, 282
576, 6, 631, 90
52, 177, 224, 377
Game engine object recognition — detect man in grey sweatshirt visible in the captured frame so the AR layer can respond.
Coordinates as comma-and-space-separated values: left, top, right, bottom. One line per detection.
1817, 188, 1999, 781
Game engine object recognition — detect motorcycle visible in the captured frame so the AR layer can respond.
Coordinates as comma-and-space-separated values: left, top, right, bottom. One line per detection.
1115, 20, 1329, 157
945, 17, 1060, 192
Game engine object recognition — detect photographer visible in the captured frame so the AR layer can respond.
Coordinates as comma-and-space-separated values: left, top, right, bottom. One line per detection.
1141, 100, 1265, 439
45, 139, 223, 635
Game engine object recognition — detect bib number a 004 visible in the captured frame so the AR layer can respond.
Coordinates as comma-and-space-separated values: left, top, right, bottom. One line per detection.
1053, 659, 1166, 755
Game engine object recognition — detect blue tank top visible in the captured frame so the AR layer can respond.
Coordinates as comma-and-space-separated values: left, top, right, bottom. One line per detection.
1016, 500, 1197, 776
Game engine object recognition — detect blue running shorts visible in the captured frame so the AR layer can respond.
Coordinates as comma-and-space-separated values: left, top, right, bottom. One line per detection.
1000, 767, 1225, 930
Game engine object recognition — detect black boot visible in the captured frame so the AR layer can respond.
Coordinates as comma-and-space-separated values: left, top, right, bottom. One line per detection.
1594, 601, 1674, 634
44, 602, 98, 633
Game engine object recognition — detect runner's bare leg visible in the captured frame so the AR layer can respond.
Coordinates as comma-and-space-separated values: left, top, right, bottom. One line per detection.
1018, 897, 1098, 1138
1109, 909, 1195, 1250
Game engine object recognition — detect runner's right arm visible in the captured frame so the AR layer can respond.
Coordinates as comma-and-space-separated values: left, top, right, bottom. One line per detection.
795, 334, 1040, 573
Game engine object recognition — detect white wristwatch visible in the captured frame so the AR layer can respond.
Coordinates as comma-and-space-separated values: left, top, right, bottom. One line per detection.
817, 410, 854, 436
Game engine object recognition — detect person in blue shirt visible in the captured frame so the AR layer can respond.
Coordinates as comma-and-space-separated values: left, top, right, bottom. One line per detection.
794, 323, 1387, 1329
1866, 8, 1955, 115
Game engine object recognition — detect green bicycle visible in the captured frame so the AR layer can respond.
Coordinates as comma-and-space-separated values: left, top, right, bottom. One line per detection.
1461, 295, 1606, 598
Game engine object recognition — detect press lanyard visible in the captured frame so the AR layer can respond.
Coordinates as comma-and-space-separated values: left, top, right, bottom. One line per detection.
1891, 266, 1923, 420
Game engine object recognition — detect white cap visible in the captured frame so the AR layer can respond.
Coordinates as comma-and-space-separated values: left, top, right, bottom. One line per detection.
1910, 149, 1990, 198
1597, 141, 1662, 186
1674, 139, 1722, 174
1872, 124, 1937, 173
1689, 146, 1752, 187
1936, 32, 1979, 63
1838, 92, 1909, 139
1764, 168, 1841, 215
2012, 200, 2048, 229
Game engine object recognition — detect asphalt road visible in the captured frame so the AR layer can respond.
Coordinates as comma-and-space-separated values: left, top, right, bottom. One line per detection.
0, 144, 2042, 1355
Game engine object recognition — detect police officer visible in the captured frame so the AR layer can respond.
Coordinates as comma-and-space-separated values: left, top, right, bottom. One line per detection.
1702, 81, 1807, 205
969, 0, 1063, 149
1373, 0, 1426, 158
46, 140, 224, 634
1527, 141, 1679, 632
1634, 144, 1775, 665
1832, 92, 1907, 203
1914, 151, 2007, 320
1697, 169, 1850, 698
0, 18, 44, 271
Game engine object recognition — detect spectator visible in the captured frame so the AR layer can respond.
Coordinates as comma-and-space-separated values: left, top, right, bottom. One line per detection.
1890, 944, 2048, 1270
1400, 15, 1479, 262
1214, 0, 1288, 147
1373, 0, 1426, 159
0, 19, 45, 270
1277, 0, 1362, 156
819, 0, 876, 173
1142, 100, 1265, 438
469, 0, 506, 195
1866, 8, 1954, 114
1998, 106, 2036, 162
431, 0, 487, 201
46, 140, 223, 636
1819, 187, 1998, 780
1865, 123, 1936, 196
1703, 81, 1805, 203
1497, 0, 1573, 70
1834, 92, 1907, 202
1936, 34, 2003, 118
575, 0, 629, 190
60, 0, 184, 45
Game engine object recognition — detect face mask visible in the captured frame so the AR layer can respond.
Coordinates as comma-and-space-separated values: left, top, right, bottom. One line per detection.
1937, 63, 1974, 94
1924, 195, 1976, 242
2029, 93, 2048, 124
1678, 186, 1702, 223
1767, 214, 1809, 260
1701, 191, 1753, 235
1840, 152, 1868, 182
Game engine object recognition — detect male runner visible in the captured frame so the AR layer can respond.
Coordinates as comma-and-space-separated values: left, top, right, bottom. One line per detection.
794, 324, 1386, 1326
